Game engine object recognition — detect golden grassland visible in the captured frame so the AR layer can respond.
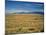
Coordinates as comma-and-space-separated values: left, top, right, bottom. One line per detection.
5, 14, 44, 34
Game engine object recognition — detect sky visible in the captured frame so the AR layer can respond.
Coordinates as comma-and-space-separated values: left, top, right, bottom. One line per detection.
5, 0, 44, 13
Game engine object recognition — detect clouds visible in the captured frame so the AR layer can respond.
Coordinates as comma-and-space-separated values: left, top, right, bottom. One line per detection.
15, 10, 29, 12
6, 9, 30, 13
6, 9, 43, 14
14, 1, 43, 11
5, 1, 44, 14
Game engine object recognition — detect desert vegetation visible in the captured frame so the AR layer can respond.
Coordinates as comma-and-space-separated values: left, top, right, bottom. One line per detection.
5, 14, 44, 34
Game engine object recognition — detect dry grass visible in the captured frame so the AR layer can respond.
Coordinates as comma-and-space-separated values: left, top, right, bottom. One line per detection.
5, 14, 44, 33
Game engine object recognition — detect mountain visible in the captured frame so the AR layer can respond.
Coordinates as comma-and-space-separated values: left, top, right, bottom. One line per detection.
16, 12, 44, 14
5, 12, 44, 16
33, 12, 44, 14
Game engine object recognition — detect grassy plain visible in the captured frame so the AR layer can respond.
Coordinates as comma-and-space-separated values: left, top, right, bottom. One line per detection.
5, 14, 44, 34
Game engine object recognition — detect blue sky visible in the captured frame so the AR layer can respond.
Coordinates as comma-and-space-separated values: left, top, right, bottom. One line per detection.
5, 1, 44, 13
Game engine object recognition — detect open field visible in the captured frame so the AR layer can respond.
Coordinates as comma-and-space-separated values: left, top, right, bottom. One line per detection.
5, 14, 44, 34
